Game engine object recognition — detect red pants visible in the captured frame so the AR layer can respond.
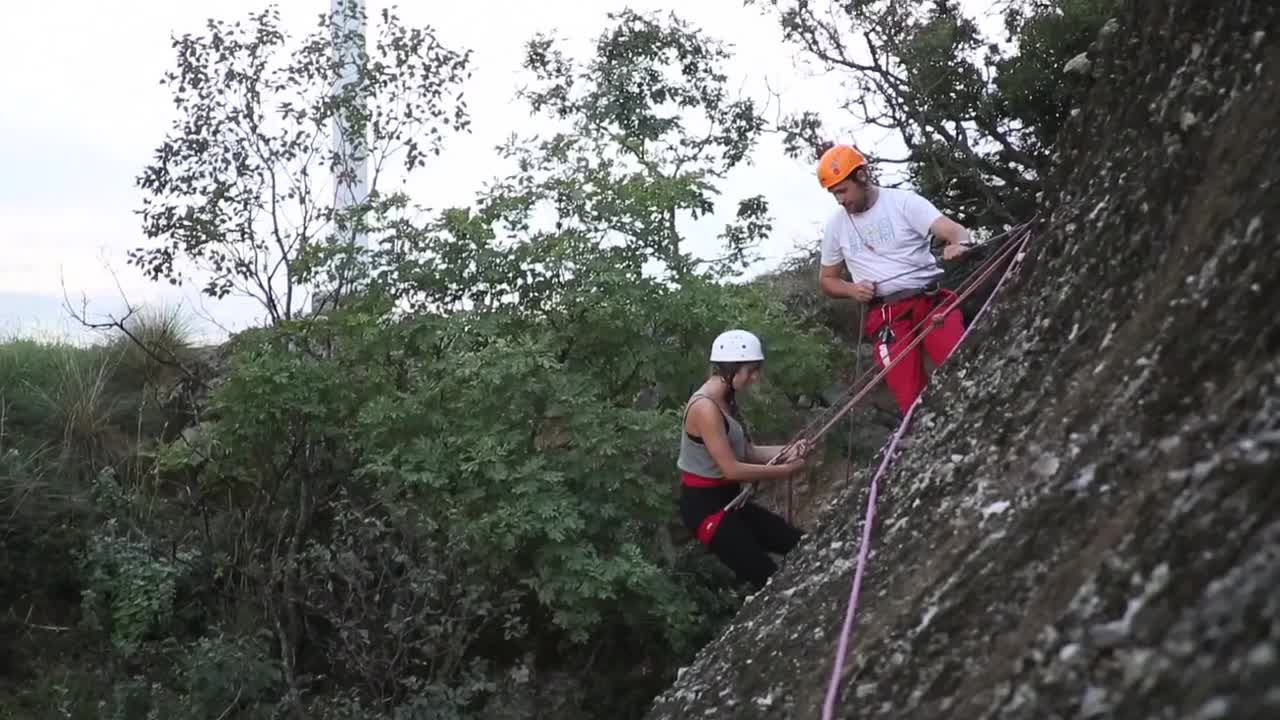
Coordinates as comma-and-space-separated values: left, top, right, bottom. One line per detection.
862, 290, 964, 414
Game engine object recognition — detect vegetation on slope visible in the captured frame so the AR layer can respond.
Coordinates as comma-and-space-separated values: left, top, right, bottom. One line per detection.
1, 1, 1113, 717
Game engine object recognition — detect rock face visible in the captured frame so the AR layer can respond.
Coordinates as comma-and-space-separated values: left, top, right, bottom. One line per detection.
645, 1, 1280, 718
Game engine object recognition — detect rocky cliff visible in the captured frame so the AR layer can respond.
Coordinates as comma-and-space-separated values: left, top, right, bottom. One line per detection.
645, 0, 1280, 717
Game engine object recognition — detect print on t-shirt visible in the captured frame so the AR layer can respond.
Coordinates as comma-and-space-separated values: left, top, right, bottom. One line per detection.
849, 215, 896, 254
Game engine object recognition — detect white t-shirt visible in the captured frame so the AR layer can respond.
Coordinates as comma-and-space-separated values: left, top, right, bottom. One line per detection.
819, 187, 944, 296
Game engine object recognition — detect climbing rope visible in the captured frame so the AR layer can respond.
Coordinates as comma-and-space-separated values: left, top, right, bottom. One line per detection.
822, 393, 918, 720
819, 224, 1034, 720
723, 220, 1035, 513
788, 299, 866, 526
843, 303, 867, 518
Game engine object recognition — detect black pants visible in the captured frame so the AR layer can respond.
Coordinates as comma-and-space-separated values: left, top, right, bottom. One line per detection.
679, 484, 804, 590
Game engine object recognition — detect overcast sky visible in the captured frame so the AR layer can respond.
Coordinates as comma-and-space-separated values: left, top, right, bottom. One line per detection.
1, 0, 999, 344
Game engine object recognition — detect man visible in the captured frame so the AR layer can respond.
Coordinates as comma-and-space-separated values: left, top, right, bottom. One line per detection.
815, 142, 973, 415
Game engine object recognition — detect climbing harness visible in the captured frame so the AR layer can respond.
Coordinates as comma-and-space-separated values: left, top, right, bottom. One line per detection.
695, 504, 725, 546
819, 222, 1035, 720
853, 231, 979, 300
718, 220, 1034, 518
873, 278, 943, 306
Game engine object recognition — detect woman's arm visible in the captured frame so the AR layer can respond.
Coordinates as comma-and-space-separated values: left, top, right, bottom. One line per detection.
687, 401, 803, 483
747, 444, 786, 464
747, 439, 813, 465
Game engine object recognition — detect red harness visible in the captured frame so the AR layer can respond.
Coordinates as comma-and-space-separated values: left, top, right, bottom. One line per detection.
680, 471, 736, 488
681, 471, 737, 545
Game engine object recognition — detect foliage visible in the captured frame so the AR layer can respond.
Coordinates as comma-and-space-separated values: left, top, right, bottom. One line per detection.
129, 3, 472, 322
181, 633, 281, 717
753, 0, 1118, 230
129, 269, 833, 716
0, 439, 84, 667
506, 9, 770, 280
78, 470, 200, 655
2, 8, 853, 720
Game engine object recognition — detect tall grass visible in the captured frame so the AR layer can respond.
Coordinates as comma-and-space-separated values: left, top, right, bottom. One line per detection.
1, 338, 88, 582
2, 307, 198, 670
109, 304, 197, 389
2, 335, 122, 479
2, 305, 203, 714
1, 337, 97, 452
0, 303, 197, 484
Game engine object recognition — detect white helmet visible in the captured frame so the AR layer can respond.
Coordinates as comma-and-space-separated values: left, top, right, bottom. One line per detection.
709, 329, 764, 363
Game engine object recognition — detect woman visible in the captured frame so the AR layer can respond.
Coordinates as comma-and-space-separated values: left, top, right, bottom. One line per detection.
678, 329, 814, 590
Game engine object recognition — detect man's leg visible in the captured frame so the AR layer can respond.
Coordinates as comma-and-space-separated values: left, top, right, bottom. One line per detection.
921, 292, 966, 367
706, 510, 779, 590
865, 308, 927, 415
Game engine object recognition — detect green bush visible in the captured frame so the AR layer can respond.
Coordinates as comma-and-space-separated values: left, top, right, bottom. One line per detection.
2, 2, 837, 711
157, 247, 835, 711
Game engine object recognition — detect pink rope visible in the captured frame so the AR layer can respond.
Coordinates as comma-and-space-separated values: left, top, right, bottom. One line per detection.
819, 233, 1031, 719
819, 396, 917, 718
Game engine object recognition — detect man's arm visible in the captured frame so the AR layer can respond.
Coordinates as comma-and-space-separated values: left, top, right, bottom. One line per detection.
929, 215, 973, 260
903, 191, 971, 260
819, 263, 875, 303
817, 222, 875, 302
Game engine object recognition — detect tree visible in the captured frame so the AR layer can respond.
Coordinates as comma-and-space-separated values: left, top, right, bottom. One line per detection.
515, 10, 773, 280
130, 4, 471, 323
110, 9, 842, 718
8, 5, 854, 716
752, 0, 1117, 230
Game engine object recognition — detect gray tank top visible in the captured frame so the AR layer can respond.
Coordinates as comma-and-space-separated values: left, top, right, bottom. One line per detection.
676, 392, 748, 478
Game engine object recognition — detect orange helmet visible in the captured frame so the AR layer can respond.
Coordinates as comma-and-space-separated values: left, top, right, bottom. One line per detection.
816, 144, 867, 189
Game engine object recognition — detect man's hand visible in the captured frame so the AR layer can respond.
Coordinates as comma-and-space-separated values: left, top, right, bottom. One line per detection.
848, 280, 876, 303
942, 243, 970, 261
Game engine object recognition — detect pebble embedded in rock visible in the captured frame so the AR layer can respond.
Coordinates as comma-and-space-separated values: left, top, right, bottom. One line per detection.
1089, 621, 1129, 649
1065, 52, 1092, 75
1031, 453, 1060, 477
1059, 643, 1082, 663
1080, 686, 1110, 717
1247, 642, 1276, 668
1195, 697, 1231, 720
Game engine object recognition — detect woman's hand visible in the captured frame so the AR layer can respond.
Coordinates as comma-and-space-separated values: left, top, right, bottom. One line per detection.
778, 438, 815, 464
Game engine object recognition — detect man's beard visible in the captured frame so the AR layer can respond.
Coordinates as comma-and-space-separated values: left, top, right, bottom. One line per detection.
844, 183, 874, 213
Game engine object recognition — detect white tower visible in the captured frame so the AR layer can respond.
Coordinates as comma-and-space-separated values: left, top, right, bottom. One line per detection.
314, 0, 368, 314
332, 0, 368, 244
